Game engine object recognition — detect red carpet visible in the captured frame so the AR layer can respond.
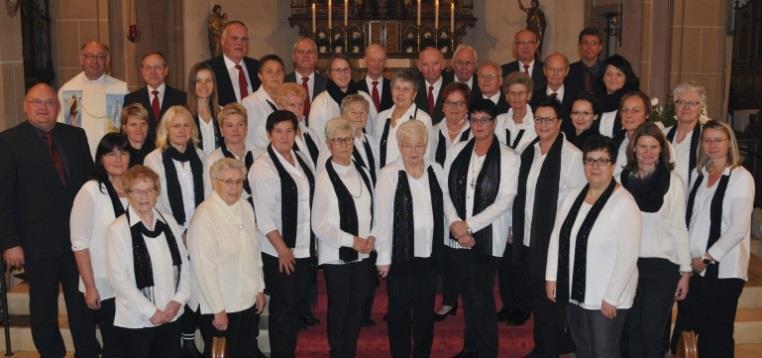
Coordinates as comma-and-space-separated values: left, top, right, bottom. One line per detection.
295, 272, 535, 357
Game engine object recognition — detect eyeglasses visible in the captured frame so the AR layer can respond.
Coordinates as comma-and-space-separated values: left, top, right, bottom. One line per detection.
216, 178, 245, 186
330, 136, 354, 145
443, 100, 467, 108
26, 99, 58, 107
469, 117, 493, 125
571, 111, 594, 116
534, 116, 558, 124
583, 158, 613, 167
330, 67, 351, 74
675, 100, 700, 108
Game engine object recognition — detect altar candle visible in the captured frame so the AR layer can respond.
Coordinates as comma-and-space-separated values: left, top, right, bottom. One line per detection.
435, 0, 439, 29
450, 2, 455, 34
417, 0, 421, 26
344, 0, 348, 27
312, 3, 317, 34
328, 0, 332, 29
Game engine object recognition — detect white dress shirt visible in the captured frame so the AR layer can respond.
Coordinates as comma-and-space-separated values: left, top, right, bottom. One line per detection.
443, 140, 520, 256
373, 159, 448, 266
70, 180, 128, 299
375, 104, 433, 167
187, 192, 265, 314
144, 147, 206, 230
106, 207, 191, 328
250, 149, 313, 258
312, 160, 373, 265
496, 104, 536, 153
429, 119, 471, 162
308, 90, 378, 141
197, 115, 217, 156
521, 139, 586, 247
241, 87, 278, 151
203, 145, 262, 199
223, 55, 253, 102
546, 185, 641, 309
484, 92, 501, 105
687, 166, 755, 280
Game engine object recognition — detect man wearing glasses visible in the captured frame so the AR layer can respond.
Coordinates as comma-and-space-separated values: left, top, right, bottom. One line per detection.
501, 29, 547, 92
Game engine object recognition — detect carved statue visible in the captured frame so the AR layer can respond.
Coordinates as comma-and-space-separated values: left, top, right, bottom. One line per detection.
208, 5, 227, 57
518, 0, 546, 48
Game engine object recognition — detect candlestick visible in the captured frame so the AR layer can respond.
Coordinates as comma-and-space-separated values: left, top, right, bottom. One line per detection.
435, 0, 439, 29
450, 2, 455, 34
417, 0, 421, 26
328, 0, 333, 30
344, 0, 348, 27
312, 3, 317, 35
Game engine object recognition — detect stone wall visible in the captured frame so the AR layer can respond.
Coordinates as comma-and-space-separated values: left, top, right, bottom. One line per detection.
0, 11, 24, 131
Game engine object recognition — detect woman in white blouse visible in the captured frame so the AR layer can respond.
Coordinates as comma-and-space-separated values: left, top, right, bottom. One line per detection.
546, 135, 641, 358
671, 120, 756, 357
187, 62, 221, 156
663, 81, 707, 185
375, 69, 433, 168
312, 117, 375, 358
250, 110, 316, 356
374, 120, 447, 357
106, 165, 191, 357
70, 133, 130, 356
495, 72, 536, 153
188, 158, 266, 357
430, 82, 471, 167
617, 123, 691, 358
241, 54, 285, 152
274, 83, 321, 170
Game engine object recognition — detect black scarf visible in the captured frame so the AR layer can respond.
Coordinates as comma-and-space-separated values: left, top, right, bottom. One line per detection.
266, 145, 315, 250
447, 136, 502, 257
352, 135, 377, 184
610, 112, 626, 148
505, 128, 526, 150
265, 99, 278, 112
391, 166, 444, 273
162, 146, 204, 226
557, 180, 617, 304
563, 122, 600, 150
127, 209, 182, 304
102, 180, 126, 217
666, 124, 702, 183
379, 106, 419, 167
127, 142, 154, 167
326, 79, 358, 107
621, 162, 671, 213
325, 159, 373, 263
194, 116, 222, 151
512, 135, 564, 277
220, 143, 255, 197
435, 126, 470, 165
302, 131, 320, 165
686, 169, 731, 279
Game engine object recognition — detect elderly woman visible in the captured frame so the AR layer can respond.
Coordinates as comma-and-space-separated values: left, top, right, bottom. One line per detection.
663, 81, 707, 185
249, 110, 316, 356
545, 136, 641, 358
595, 55, 640, 138
444, 99, 519, 358
430, 82, 471, 166
374, 120, 447, 358
274, 83, 321, 169
496, 72, 536, 153
106, 165, 191, 357
309, 54, 377, 142
376, 69, 433, 168
188, 158, 266, 358
563, 92, 601, 150
187, 62, 221, 156
241, 54, 286, 151
121, 103, 154, 166
70, 133, 130, 356
617, 123, 691, 358
316, 95, 379, 178
312, 117, 375, 358
671, 120, 756, 357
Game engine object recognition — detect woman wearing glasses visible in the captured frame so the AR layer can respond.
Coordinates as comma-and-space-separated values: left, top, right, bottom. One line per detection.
546, 135, 641, 358
563, 92, 601, 150
663, 81, 708, 185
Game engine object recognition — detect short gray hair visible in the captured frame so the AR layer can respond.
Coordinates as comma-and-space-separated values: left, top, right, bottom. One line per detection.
672, 81, 707, 111
210, 157, 246, 182
324, 117, 355, 140
396, 120, 428, 146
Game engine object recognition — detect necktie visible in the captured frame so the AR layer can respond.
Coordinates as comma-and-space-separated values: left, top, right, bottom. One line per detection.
427, 85, 435, 115
523, 64, 530, 74
549, 92, 558, 99
151, 90, 160, 123
235, 64, 249, 99
585, 69, 593, 93
43, 132, 67, 185
371, 80, 381, 111
301, 76, 311, 119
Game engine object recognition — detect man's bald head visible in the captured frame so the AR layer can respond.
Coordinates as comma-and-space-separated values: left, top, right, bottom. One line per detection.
513, 30, 539, 64
24, 83, 59, 132
79, 41, 110, 80
543, 52, 570, 90
417, 47, 445, 83
364, 44, 387, 79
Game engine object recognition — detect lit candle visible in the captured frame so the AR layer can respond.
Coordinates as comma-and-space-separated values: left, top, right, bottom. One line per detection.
450, 2, 455, 34
435, 0, 439, 29
417, 0, 421, 26
312, 3, 317, 35
344, 0, 348, 27
328, 0, 332, 30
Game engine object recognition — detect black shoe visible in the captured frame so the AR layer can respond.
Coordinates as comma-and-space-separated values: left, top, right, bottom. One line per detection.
361, 317, 376, 327
182, 340, 202, 358
506, 310, 530, 326
453, 349, 478, 358
434, 304, 458, 322
302, 313, 321, 326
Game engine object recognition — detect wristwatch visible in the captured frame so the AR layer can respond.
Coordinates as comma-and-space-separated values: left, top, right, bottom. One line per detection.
701, 256, 714, 265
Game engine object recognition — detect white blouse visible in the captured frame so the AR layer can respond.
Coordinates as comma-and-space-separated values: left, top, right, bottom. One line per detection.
687, 166, 755, 280
187, 192, 265, 315
546, 185, 641, 310
375, 104, 433, 168
106, 207, 191, 329
144, 148, 206, 230
308, 90, 378, 141
203, 145, 262, 199
373, 159, 448, 266
241, 87, 277, 152
70, 180, 128, 300
315, 133, 378, 174
312, 160, 373, 265
496, 104, 536, 153
443, 140, 520, 257
249, 149, 313, 258
662, 124, 697, 186
428, 119, 471, 162
197, 115, 217, 157
598, 110, 618, 138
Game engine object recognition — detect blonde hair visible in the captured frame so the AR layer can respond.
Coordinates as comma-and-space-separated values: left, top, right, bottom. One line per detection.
696, 120, 742, 171
340, 94, 370, 114
273, 83, 307, 106
324, 117, 355, 140
155, 105, 199, 150
122, 165, 160, 192
209, 157, 246, 182
120, 103, 149, 132
396, 120, 428, 146
217, 103, 248, 127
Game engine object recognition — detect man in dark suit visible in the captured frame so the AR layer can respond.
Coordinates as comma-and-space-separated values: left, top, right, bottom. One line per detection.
285, 37, 327, 120
565, 27, 605, 96
452, 44, 482, 100
477, 62, 510, 115
532, 53, 573, 120
0, 83, 98, 357
415, 47, 453, 125
123, 51, 187, 145
501, 29, 547, 91
355, 44, 393, 113
205, 20, 261, 105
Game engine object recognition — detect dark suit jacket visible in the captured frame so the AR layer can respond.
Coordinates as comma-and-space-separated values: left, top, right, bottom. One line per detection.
415, 71, 454, 125
285, 72, 328, 101
565, 59, 603, 96
355, 76, 393, 112
205, 56, 261, 106
494, 94, 510, 116
501, 60, 547, 92
0, 122, 94, 258
124, 85, 187, 145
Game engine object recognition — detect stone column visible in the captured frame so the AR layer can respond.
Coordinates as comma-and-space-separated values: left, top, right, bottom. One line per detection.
0, 10, 25, 131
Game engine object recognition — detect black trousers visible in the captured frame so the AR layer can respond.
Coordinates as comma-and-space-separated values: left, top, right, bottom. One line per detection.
263, 253, 311, 357
622, 258, 680, 358
323, 260, 370, 358
498, 243, 530, 315
448, 247, 499, 358
297, 259, 318, 320
117, 320, 181, 358
386, 258, 437, 358
91, 298, 124, 357
671, 274, 744, 358
529, 272, 567, 357
362, 253, 380, 321
198, 304, 259, 358
26, 254, 100, 358
566, 304, 628, 358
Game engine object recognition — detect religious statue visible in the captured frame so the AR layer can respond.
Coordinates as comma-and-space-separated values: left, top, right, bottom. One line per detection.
208, 5, 227, 57
518, 0, 546, 48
